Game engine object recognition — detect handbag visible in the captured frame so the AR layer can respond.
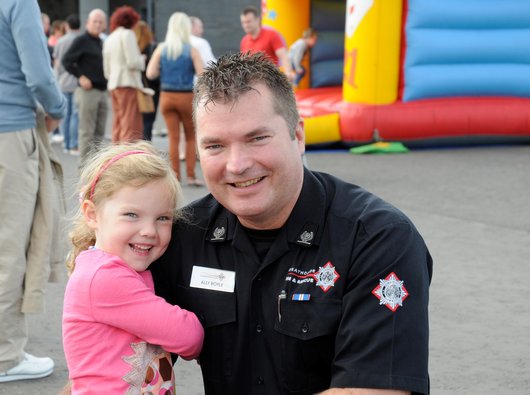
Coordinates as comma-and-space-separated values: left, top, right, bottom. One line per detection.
136, 87, 155, 113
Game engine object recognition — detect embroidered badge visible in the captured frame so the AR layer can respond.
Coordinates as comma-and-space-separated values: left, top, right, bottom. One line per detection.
297, 231, 314, 245
310, 262, 340, 292
372, 272, 409, 312
211, 226, 226, 241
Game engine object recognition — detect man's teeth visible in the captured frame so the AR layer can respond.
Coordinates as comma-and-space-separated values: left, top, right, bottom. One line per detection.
234, 177, 262, 188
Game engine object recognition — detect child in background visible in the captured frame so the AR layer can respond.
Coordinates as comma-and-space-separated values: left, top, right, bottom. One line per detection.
62, 141, 204, 394
288, 28, 318, 88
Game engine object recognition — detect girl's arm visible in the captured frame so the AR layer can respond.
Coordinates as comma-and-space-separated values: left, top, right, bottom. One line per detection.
89, 261, 204, 359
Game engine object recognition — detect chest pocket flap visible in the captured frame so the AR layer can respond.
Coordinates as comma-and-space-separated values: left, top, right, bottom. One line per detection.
176, 284, 236, 328
274, 298, 342, 340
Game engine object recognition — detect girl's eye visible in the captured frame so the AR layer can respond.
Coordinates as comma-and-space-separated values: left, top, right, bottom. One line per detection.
158, 215, 172, 221
125, 212, 137, 218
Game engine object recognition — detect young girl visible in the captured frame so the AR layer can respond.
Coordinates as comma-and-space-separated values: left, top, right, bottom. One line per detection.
62, 141, 203, 394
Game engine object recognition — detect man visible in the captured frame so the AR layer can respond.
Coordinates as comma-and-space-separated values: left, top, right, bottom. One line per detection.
0, 0, 66, 382
190, 16, 216, 67
62, 9, 108, 165
53, 14, 81, 155
240, 6, 294, 81
151, 52, 432, 394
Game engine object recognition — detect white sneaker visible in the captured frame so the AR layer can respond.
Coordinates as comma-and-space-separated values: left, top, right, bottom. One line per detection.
51, 134, 64, 144
0, 353, 54, 382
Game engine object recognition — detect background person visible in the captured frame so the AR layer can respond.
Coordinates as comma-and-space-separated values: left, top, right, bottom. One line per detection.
63, 141, 204, 393
146, 12, 204, 186
103, 6, 145, 143
134, 20, 160, 141
288, 27, 318, 88
62, 9, 108, 165
190, 16, 215, 67
151, 52, 432, 395
53, 14, 81, 156
0, 0, 66, 383
239, 5, 294, 81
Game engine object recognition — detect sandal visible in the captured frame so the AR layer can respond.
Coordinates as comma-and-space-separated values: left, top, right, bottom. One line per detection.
187, 178, 205, 187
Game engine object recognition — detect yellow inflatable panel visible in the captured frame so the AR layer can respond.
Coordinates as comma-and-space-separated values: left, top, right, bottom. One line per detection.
343, 0, 402, 104
304, 113, 341, 145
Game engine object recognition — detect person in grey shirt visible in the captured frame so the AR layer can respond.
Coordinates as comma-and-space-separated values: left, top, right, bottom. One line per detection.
53, 14, 81, 155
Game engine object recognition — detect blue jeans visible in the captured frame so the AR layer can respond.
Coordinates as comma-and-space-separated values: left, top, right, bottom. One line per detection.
60, 92, 79, 150
293, 65, 306, 87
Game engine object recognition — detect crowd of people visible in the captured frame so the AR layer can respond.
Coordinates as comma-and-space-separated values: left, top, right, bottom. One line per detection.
0, 2, 432, 394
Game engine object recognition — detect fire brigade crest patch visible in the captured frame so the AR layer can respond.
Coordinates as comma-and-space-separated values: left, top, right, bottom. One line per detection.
371, 272, 409, 312
310, 262, 340, 292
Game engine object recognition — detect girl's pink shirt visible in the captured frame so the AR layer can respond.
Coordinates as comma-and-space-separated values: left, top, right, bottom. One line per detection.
63, 249, 204, 393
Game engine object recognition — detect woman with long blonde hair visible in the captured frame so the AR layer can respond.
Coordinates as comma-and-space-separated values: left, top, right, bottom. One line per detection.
146, 12, 204, 186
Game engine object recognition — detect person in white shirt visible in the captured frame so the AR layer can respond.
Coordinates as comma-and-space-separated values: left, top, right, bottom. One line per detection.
189, 16, 215, 67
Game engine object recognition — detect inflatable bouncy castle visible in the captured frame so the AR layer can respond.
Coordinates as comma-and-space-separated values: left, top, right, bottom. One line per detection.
263, 0, 530, 146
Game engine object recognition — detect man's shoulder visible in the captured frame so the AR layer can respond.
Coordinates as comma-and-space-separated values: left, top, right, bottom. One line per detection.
312, 171, 411, 231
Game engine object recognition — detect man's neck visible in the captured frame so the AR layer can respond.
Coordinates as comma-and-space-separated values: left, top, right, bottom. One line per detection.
250, 26, 261, 39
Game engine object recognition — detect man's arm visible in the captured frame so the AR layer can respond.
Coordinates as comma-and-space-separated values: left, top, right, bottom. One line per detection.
12, 0, 66, 120
62, 37, 83, 79
329, 220, 431, 394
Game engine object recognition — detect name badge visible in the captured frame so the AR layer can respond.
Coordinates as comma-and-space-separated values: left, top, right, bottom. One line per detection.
190, 266, 235, 293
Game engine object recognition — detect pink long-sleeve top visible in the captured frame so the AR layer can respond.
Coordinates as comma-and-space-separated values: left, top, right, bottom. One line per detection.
63, 249, 203, 394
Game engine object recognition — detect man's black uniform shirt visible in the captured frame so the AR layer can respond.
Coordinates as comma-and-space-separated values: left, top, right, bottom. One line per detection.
152, 169, 432, 395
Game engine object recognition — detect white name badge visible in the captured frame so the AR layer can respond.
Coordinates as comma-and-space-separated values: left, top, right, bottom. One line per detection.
190, 266, 235, 293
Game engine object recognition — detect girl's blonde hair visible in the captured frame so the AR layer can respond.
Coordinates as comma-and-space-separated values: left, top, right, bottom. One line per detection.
162, 12, 191, 60
66, 141, 182, 274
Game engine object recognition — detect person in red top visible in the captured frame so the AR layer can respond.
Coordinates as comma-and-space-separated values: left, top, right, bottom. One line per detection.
240, 6, 294, 82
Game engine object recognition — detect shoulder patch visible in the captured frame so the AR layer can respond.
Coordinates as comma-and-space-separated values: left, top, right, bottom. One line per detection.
372, 272, 409, 312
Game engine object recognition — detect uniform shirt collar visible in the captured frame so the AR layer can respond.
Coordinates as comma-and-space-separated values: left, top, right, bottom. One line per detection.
205, 167, 326, 247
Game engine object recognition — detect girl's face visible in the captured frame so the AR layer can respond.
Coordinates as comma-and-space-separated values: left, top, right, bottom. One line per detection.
84, 179, 175, 272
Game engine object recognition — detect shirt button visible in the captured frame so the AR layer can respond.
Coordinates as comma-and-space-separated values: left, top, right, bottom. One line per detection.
257, 376, 264, 385
256, 324, 263, 333
301, 323, 309, 334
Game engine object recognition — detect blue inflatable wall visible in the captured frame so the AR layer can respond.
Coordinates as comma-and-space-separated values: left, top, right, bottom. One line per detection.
310, 0, 345, 88
404, 0, 530, 101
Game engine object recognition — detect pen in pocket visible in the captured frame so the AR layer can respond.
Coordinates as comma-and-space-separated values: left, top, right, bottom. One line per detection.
277, 290, 286, 323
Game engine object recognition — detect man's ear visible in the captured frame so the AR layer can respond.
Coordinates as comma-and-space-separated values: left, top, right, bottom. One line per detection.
81, 200, 98, 230
295, 118, 306, 155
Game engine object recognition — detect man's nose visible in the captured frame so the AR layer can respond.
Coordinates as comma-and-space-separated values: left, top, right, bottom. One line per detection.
226, 146, 252, 175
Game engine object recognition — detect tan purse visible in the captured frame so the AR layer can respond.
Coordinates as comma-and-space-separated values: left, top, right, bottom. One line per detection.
136, 87, 155, 113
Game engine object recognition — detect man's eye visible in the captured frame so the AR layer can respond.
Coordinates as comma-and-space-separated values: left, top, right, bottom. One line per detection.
204, 144, 222, 150
253, 135, 269, 142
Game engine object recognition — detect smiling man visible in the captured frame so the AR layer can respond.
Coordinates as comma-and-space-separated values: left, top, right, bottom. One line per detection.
151, 52, 432, 395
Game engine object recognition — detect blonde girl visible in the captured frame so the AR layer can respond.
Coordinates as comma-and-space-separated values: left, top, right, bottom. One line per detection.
63, 141, 203, 394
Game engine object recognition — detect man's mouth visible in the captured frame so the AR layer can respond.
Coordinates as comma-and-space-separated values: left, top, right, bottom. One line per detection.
232, 177, 264, 188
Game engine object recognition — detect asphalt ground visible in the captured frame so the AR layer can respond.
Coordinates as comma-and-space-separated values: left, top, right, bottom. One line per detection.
1, 123, 529, 394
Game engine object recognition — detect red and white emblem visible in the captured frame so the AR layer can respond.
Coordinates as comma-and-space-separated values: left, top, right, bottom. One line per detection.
311, 262, 340, 292
371, 272, 409, 312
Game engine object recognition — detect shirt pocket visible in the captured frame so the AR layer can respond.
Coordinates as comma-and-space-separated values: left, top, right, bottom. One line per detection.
274, 297, 342, 393
176, 284, 237, 382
